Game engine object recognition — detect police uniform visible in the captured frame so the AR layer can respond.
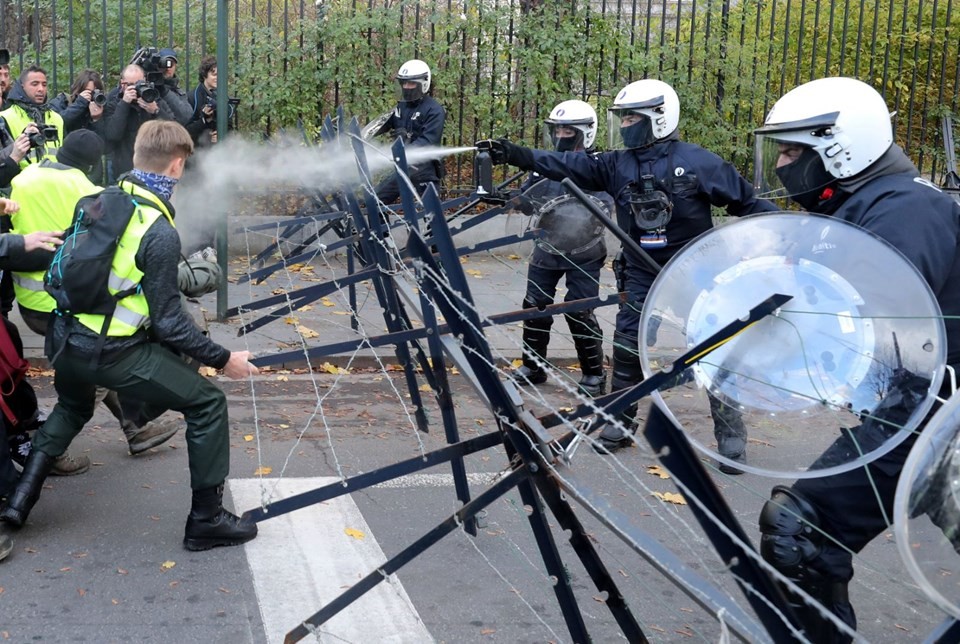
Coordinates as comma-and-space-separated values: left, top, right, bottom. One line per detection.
516, 172, 612, 392
374, 95, 446, 203
760, 168, 960, 642
526, 138, 776, 437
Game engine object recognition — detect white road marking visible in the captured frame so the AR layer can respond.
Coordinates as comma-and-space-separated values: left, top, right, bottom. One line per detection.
229, 478, 433, 644
371, 471, 506, 488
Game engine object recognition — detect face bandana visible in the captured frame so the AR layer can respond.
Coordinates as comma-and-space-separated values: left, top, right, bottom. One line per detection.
131, 168, 179, 200
620, 116, 654, 149
775, 146, 836, 211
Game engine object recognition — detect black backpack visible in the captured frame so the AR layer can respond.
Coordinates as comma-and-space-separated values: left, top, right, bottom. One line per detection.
44, 186, 160, 362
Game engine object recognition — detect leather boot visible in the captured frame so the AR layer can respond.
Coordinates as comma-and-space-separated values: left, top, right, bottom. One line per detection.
574, 335, 606, 397
183, 484, 258, 551
50, 450, 91, 476
0, 450, 55, 528
710, 395, 747, 475
593, 422, 636, 454
124, 415, 181, 455
514, 321, 550, 386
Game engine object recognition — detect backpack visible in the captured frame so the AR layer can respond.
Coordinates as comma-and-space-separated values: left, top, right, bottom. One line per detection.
44, 186, 160, 363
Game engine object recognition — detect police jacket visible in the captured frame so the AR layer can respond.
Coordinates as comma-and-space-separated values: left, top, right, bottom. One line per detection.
101, 87, 177, 178
51, 177, 230, 369
0, 82, 65, 170
818, 172, 960, 365
9, 160, 100, 314
382, 95, 445, 182
529, 138, 777, 272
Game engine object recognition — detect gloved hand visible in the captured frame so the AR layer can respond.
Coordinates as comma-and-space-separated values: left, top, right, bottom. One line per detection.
476, 139, 534, 169
391, 127, 410, 142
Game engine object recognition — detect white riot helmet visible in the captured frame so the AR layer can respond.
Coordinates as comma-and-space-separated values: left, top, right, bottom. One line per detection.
543, 100, 598, 152
397, 59, 431, 103
754, 77, 894, 208
607, 79, 680, 149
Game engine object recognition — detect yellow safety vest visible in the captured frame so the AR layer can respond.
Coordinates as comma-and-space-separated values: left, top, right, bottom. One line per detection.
9, 162, 101, 313
73, 181, 175, 337
0, 104, 65, 168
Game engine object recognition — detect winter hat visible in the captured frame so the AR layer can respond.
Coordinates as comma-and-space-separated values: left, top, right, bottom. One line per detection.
57, 130, 105, 171
159, 48, 178, 64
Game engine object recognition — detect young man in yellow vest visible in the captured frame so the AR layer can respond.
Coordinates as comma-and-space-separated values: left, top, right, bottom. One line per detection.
0, 121, 260, 552
9, 130, 180, 461
0, 65, 64, 173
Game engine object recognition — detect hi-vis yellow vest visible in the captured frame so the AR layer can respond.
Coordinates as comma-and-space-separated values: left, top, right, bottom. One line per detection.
73, 181, 175, 337
0, 105, 65, 168
9, 161, 100, 313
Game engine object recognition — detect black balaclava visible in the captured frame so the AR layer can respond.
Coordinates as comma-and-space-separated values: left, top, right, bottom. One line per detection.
554, 129, 584, 152
621, 114, 655, 149
775, 146, 837, 210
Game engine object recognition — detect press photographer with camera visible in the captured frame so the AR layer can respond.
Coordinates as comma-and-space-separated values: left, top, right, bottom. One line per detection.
154, 48, 194, 127
187, 56, 236, 147
102, 63, 177, 180
50, 69, 107, 135
0, 65, 64, 176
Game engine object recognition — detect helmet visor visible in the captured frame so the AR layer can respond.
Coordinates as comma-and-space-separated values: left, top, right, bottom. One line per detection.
754, 133, 836, 208
396, 76, 426, 102
607, 110, 655, 149
542, 119, 589, 152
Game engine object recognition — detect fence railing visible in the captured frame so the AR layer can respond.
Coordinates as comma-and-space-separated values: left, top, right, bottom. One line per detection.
0, 0, 957, 182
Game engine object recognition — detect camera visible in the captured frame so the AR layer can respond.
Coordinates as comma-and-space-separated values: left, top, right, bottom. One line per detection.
28, 125, 60, 149
0, 48, 9, 67
129, 46, 165, 85
91, 89, 106, 106
205, 92, 239, 117
624, 175, 673, 248
134, 80, 159, 103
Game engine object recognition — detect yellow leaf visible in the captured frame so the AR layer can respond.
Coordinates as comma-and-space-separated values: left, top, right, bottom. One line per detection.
276, 375, 289, 382
345, 527, 365, 539
198, 366, 218, 377
271, 288, 286, 295
160, 560, 176, 571
419, 384, 432, 392
450, 367, 460, 375
320, 362, 347, 374
333, 311, 351, 315
507, 254, 521, 260
321, 298, 335, 307
511, 359, 523, 368
297, 325, 320, 339
253, 466, 273, 476
243, 435, 254, 442
297, 305, 314, 312
279, 424, 289, 429
284, 316, 299, 325
652, 491, 687, 505
475, 419, 484, 426
646, 465, 671, 479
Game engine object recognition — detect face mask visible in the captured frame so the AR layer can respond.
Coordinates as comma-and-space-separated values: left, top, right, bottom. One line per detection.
401, 85, 424, 103
554, 130, 583, 152
775, 146, 836, 210
620, 116, 654, 149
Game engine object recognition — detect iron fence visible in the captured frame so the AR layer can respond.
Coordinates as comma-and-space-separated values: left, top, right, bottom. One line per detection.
0, 0, 956, 181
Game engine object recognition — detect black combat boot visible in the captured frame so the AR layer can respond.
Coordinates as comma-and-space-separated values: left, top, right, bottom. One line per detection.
0, 450, 55, 528
574, 335, 606, 397
183, 484, 258, 551
593, 421, 637, 454
513, 318, 551, 386
710, 395, 747, 474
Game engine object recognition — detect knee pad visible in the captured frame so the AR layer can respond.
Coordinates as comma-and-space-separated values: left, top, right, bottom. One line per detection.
522, 295, 553, 333
565, 309, 601, 339
759, 485, 824, 582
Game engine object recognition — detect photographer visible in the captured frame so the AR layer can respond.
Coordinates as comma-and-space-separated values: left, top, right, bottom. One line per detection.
155, 48, 194, 127
187, 56, 230, 147
102, 63, 176, 180
0, 65, 65, 174
50, 69, 107, 135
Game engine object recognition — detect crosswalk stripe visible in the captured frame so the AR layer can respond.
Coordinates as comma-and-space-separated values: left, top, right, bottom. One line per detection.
229, 478, 433, 643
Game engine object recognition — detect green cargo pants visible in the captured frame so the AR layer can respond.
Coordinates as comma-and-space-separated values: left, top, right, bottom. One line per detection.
32, 341, 229, 490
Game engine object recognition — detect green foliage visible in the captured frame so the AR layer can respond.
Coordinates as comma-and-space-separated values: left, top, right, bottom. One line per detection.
7, 0, 958, 176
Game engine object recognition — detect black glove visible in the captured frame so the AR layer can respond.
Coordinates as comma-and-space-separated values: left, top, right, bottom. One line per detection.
391, 127, 410, 142
485, 138, 534, 170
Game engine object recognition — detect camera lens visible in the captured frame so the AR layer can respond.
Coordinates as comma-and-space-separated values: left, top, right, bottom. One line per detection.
92, 90, 106, 107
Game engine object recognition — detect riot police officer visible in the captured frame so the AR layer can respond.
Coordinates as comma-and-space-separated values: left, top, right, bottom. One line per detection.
371, 59, 446, 204
512, 99, 612, 396
484, 79, 775, 464
753, 77, 960, 643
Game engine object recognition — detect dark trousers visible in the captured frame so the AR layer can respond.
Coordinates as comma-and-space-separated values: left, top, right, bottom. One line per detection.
33, 342, 229, 490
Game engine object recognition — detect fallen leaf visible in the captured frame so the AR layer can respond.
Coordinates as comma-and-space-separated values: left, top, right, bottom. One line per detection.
653, 491, 687, 505
345, 527, 365, 539
111, 598, 120, 605
511, 359, 523, 368
276, 375, 289, 382
297, 325, 320, 339
198, 366, 218, 377
77, 588, 86, 597
480, 629, 496, 635
419, 384, 432, 392
160, 561, 176, 571
243, 435, 254, 442
646, 465, 670, 479
507, 254, 521, 260
320, 362, 348, 375
253, 466, 273, 476
271, 288, 286, 295
297, 305, 314, 311
284, 316, 299, 325
320, 298, 336, 307
117, 569, 128, 575
465, 269, 483, 277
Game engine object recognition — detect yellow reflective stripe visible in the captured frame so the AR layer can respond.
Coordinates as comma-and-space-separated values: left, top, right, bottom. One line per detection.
11, 273, 45, 291
108, 272, 139, 292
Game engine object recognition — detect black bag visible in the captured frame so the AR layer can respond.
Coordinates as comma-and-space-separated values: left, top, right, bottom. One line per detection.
44, 186, 142, 316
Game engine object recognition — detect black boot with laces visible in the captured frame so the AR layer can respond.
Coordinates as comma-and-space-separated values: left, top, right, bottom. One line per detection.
183, 484, 258, 551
